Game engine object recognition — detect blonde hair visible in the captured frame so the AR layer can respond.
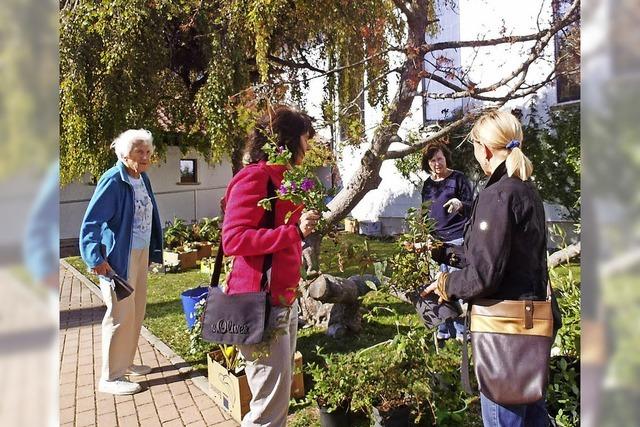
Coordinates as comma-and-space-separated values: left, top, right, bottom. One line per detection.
469, 110, 533, 181
110, 128, 154, 161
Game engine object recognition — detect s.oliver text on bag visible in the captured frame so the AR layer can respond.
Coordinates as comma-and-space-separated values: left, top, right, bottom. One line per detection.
211, 319, 250, 335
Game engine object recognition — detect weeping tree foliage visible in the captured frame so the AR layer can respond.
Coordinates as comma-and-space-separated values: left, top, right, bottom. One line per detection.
60, 0, 406, 184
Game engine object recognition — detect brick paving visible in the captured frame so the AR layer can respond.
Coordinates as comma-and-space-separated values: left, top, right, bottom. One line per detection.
59, 263, 238, 427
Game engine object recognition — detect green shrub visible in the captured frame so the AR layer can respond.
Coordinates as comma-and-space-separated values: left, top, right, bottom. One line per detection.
547, 264, 581, 426
164, 217, 190, 249
308, 329, 474, 426
193, 216, 222, 243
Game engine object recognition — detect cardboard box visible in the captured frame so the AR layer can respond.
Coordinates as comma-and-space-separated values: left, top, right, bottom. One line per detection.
207, 350, 305, 422
195, 242, 213, 260
207, 351, 251, 423
344, 217, 359, 234
163, 250, 198, 269
291, 351, 305, 399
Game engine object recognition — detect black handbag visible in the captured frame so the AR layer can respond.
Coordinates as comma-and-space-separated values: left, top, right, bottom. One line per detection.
201, 181, 276, 346
106, 270, 134, 301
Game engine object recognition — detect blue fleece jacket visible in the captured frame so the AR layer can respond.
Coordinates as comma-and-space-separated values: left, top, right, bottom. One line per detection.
79, 161, 163, 280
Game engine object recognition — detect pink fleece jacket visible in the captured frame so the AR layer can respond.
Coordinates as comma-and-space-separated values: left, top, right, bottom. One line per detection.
222, 161, 304, 306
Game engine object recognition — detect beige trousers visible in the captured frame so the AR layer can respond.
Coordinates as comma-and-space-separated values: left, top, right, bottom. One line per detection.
98, 247, 149, 381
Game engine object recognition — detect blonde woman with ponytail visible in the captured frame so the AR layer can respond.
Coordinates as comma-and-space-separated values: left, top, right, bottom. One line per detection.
423, 110, 552, 426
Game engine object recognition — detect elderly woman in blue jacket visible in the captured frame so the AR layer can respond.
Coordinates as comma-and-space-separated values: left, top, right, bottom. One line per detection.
79, 129, 163, 395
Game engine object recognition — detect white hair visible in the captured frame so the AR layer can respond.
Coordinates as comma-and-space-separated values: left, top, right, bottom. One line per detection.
110, 129, 154, 161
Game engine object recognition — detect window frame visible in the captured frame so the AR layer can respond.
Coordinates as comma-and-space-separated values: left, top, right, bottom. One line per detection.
178, 158, 199, 185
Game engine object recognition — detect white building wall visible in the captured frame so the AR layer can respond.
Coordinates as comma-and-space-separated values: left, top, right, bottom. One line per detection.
60, 146, 232, 240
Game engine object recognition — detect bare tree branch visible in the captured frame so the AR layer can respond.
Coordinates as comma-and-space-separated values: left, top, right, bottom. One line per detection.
415, 1, 578, 101
384, 113, 479, 160
229, 48, 392, 100
417, 0, 579, 55
268, 54, 325, 73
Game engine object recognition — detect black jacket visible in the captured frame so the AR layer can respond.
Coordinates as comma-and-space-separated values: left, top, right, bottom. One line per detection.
433, 162, 548, 301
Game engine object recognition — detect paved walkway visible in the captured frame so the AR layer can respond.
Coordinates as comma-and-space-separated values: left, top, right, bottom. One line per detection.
59, 263, 239, 427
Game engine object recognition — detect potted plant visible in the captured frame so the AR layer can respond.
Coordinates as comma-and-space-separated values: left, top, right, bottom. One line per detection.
308, 349, 356, 427
163, 243, 198, 269
350, 329, 469, 426
163, 217, 198, 269
198, 216, 222, 243
349, 339, 415, 427
190, 217, 222, 259
163, 217, 190, 249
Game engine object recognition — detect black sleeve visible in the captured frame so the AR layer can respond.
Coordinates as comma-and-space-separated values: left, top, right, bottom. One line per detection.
456, 172, 474, 216
445, 189, 513, 301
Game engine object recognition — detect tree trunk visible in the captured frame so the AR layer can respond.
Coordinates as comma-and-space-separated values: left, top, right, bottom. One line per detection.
309, 274, 356, 303
298, 284, 332, 328
548, 242, 581, 268
300, 274, 378, 337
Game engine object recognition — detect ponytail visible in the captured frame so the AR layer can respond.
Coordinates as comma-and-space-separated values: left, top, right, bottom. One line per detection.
505, 147, 533, 181
470, 110, 533, 181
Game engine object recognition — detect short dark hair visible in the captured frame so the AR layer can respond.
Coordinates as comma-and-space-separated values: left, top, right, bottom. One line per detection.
421, 141, 452, 172
244, 105, 315, 165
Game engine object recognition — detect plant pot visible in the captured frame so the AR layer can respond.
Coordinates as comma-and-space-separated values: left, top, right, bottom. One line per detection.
371, 405, 411, 427
318, 403, 351, 427
195, 242, 213, 259
163, 249, 198, 270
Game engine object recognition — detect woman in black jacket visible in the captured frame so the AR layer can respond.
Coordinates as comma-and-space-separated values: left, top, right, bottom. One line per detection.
423, 110, 550, 426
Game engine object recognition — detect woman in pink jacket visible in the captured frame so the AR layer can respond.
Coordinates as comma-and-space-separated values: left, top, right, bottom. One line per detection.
222, 105, 320, 426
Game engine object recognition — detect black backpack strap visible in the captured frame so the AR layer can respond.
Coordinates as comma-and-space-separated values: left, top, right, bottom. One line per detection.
210, 179, 277, 289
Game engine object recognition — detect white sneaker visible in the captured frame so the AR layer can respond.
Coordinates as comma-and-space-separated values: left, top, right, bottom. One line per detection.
126, 364, 152, 376
99, 377, 142, 395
